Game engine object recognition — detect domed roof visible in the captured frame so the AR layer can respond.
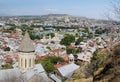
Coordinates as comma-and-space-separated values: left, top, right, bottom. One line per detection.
18, 31, 35, 52
69, 54, 74, 58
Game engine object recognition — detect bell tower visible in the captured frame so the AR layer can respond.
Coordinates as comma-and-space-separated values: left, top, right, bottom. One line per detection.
18, 31, 35, 70
68, 54, 74, 63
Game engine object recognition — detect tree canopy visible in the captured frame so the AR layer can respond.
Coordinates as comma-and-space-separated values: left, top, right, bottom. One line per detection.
35, 56, 64, 73
75, 37, 83, 45
60, 34, 75, 46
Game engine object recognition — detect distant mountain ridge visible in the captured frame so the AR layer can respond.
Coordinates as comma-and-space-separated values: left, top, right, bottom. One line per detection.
0, 14, 118, 25
41, 14, 69, 17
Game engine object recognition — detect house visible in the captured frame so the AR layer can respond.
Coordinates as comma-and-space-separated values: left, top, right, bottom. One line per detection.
87, 47, 96, 54
49, 73, 62, 82
79, 42, 88, 51
77, 51, 92, 62
55, 63, 80, 78
50, 48, 66, 56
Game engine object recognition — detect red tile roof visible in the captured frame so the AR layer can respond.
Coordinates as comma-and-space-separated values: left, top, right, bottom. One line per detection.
54, 62, 67, 68
63, 56, 69, 61
5, 57, 13, 63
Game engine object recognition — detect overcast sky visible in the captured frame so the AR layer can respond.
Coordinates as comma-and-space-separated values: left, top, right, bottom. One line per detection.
0, 0, 111, 19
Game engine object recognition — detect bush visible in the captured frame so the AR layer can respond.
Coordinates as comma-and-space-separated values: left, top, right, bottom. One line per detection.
72, 73, 81, 80
4, 47, 10, 51
92, 49, 107, 70
46, 46, 51, 50
35, 59, 41, 64
1, 63, 12, 69
3, 30, 11, 33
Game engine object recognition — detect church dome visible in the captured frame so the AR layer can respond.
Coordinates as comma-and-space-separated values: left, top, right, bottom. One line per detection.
69, 54, 74, 58
18, 31, 35, 52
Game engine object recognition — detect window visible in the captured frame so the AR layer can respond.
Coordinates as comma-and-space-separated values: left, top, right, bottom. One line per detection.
25, 59, 27, 68
70, 59, 73, 62
29, 59, 31, 67
21, 58, 22, 67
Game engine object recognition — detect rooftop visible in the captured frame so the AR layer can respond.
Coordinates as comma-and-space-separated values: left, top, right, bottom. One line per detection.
57, 63, 80, 78
18, 31, 35, 52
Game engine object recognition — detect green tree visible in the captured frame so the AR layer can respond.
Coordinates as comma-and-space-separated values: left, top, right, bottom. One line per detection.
75, 37, 83, 45
60, 34, 75, 46
35, 59, 41, 64
47, 33, 55, 38
95, 29, 106, 34
3, 30, 11, 33
82, 27, 89, 33
50, 33, 55, 38
42, 56, 64, 64
28, 31, 40, 40
66, 48, 74, 54
66, 47, 80, 54
1, 63, 12, 69
75, 33, 79, 37
40, 56, 65, 73
4, 47, 10, 51
9, 26, 16, 31
88, 32, 93, 38
46, 46, 51, 50
43, 61, 55, 73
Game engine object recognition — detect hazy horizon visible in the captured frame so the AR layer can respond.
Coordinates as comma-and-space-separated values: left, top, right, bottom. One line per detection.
0, 0, 111, 19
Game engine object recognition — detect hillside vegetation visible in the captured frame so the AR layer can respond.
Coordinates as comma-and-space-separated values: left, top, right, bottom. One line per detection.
94, 42, 120, 82
66, 42, 120, 82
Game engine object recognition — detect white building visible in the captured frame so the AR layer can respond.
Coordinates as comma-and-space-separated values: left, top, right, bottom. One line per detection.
57, 63, 80, 78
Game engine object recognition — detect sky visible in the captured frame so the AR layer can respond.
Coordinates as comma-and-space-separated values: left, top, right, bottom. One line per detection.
0, 0, 111, 19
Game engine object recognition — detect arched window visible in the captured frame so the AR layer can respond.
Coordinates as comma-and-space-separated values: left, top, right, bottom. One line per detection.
25, 59, 27, 68
21, 58, 22, 67
33, 58, 34, 66
70, 59, 73, 62
29, 59, 31, 67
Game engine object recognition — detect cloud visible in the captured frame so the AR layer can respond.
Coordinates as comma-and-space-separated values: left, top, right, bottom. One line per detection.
42, 8, 60, 14
44, 8, 58, 11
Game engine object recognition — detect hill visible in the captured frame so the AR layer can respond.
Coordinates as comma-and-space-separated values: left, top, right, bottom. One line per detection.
94, 42, 120, 82
65, 42, 120, 82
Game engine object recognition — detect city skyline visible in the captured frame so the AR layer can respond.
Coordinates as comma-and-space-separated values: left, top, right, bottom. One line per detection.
0, 0, 111, 19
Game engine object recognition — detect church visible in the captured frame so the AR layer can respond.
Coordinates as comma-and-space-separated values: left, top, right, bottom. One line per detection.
0, 31, 51, 82
18, 31, 35, 70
